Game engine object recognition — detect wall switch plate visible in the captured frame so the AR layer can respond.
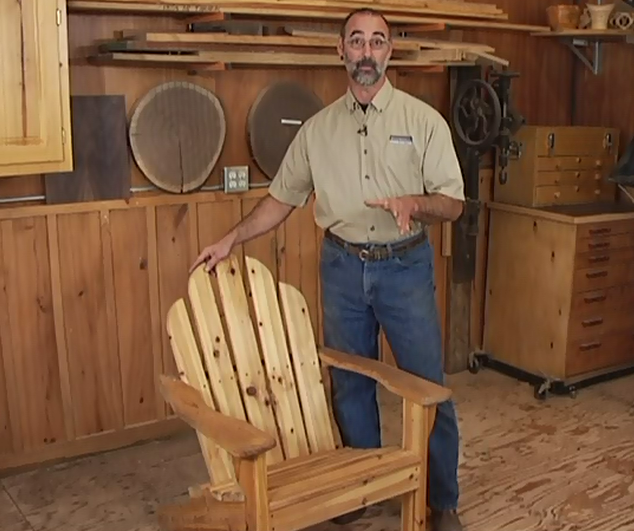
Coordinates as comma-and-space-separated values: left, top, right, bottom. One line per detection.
223, 165, 250, 193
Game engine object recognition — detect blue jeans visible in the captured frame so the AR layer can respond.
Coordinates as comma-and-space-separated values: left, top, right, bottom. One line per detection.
320, 234, 460, 511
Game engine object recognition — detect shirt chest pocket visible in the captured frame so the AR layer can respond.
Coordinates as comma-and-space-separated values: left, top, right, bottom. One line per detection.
383, 136, 422, 189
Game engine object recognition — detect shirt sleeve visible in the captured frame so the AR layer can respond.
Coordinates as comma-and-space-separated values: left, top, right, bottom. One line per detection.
421, 115, 466, 201
268, 126, 314, 207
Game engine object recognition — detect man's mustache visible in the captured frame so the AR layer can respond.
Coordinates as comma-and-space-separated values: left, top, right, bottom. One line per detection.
355, 57, 378, 70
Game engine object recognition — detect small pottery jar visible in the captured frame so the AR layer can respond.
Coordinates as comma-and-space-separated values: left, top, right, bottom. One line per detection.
547, 4, 582, 30
586, 2, 616, 30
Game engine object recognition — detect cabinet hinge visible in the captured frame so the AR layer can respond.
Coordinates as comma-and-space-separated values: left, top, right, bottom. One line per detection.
56, 8, 62, 26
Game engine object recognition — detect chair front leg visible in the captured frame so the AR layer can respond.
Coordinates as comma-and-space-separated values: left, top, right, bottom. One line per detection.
401, 400, 437, 531
238, 453, 270, 530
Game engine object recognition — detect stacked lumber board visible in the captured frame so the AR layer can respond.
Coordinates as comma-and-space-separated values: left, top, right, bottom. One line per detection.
68, 1, 549, 31
70, 0, 508, 20
76, 0, 521, 70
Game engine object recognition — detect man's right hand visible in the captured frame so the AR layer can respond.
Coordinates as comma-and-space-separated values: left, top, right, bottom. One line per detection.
190, 234, 235, 274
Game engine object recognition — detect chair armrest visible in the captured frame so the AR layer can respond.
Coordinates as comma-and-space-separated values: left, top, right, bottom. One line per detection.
159, 375, 277, 459
318, 347, 452, 406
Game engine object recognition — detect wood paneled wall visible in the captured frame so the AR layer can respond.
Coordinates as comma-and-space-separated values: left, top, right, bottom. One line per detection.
0, 1, 584, 469
462, 0, 575, 126
0, 1, 576, 201
0, 189, 325, 470
574, 43, 634, 148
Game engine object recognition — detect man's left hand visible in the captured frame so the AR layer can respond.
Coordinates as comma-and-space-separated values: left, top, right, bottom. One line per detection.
365, 196, 419, 234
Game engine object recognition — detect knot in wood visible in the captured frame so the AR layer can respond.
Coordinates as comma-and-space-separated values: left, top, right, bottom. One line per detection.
246, 386, 257, 396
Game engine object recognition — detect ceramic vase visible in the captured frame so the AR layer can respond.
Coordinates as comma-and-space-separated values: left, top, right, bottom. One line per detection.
586, 3, 616, 29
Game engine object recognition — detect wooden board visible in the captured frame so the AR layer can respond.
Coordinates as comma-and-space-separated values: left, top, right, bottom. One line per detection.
128, 81, 226, 193
44, 95, 130, 204
67, 0, 508, 20
247, 80, 324, 180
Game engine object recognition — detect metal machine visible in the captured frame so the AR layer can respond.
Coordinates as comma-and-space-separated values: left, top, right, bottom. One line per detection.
449, 67, 525, 283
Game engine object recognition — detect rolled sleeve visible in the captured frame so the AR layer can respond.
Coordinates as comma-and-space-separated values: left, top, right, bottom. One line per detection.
421, 116, 465, 201
268, 127, 314, 207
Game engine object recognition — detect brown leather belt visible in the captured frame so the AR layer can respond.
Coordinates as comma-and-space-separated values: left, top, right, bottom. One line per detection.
324, 230, 427, 261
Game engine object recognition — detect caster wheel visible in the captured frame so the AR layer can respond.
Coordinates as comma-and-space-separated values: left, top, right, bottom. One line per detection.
533, 383, 549, 401
468, 355, 481, 374
569, 387, 578, 399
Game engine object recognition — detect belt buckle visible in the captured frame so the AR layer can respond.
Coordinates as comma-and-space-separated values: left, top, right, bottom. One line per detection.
358, 248, 370, 261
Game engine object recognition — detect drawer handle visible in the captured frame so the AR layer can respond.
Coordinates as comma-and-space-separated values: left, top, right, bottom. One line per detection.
584, 294, 606, 303
589, 228, 611, 235
588, 242, 609, 250
586, 270, 608, 279
579, 341, 601, 351
582, 317, 604, 327
588, 255, 609, 264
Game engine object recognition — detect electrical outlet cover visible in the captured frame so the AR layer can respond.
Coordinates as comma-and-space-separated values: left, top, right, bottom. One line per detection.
223, 165, 250, 193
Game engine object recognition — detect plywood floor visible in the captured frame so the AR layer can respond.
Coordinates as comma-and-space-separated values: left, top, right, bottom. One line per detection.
1, 369, 633, 531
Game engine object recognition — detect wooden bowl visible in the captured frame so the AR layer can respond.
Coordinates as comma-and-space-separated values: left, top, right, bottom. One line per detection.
547, 4, 581, 30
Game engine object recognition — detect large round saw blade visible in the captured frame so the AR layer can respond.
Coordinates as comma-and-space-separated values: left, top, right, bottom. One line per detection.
247, 81, 324, 180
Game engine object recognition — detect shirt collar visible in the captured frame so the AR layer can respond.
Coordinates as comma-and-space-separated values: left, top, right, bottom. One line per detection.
344, 77, 394, 114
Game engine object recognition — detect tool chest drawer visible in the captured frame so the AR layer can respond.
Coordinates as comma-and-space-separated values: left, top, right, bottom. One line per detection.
493, 125, 619, 208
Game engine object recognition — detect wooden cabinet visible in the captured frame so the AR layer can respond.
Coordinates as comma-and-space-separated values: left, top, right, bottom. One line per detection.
482, 201, 634, 385
494, 126, 619, 208
0, 0, 73, 178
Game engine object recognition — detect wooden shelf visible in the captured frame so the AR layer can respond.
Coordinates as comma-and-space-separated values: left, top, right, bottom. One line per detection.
531, 28, 634, 40
531, 28, 634, 75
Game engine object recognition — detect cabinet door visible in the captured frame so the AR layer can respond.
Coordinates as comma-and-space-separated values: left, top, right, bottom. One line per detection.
0, 0, 72, 178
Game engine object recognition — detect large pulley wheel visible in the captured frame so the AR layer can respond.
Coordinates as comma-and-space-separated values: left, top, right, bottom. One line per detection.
451, 79, 502, 150
248, 81, 324, 180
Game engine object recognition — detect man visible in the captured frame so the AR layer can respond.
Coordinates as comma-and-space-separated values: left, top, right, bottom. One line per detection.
191, 8, 465, 531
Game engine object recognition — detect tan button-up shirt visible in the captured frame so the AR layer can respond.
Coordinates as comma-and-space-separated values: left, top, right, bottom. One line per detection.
268, 78, 465, 244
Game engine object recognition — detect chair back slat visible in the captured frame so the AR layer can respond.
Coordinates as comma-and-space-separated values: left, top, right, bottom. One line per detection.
166, 299, 235, 483
278, 280, 337, 453
188, 267, 248, 427
214, 255, 285, 465
245, 256, 311, 460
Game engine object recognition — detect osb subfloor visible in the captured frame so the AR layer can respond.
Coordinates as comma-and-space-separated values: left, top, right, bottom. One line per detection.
2, 369, 634, 531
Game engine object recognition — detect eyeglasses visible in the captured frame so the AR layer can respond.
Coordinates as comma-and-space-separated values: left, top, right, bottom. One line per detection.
346, 36, 390, 50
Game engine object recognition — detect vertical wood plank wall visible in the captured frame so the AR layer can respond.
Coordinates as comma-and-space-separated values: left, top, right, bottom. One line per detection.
0, 190, 324, 470
0, 0, 585, 470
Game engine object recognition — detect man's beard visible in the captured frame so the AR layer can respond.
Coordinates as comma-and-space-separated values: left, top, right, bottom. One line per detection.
344, 55, 386, 86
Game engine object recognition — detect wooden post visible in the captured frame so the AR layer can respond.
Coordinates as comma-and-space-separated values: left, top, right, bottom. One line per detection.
445, 65, 483, 374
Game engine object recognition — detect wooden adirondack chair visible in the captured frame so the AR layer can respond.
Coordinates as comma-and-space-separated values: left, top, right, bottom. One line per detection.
157, 253, 452, 531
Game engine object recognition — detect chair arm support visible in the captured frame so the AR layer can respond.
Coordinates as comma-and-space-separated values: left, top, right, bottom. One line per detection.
318, 347, 452, 407
158, 375, 277, 459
